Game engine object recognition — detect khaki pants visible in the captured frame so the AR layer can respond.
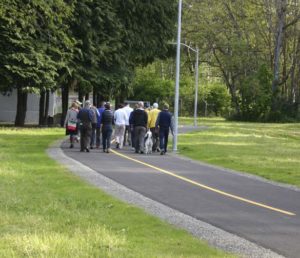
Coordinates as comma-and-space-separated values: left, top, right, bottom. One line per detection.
114, 124, 126, 148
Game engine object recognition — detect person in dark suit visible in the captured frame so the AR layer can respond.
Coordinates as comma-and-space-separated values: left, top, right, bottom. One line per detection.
101, 103, 114, 153
131, 101, 148, 154
77, 100, 93, 152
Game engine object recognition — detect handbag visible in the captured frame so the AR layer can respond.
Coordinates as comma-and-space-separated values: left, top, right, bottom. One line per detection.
67, 120, 77, 131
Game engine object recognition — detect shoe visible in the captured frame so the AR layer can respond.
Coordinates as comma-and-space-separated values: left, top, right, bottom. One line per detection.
85, 148, 90, 152
96, 145, 99, 149
135, 150, 138, 153
90, 146, 94, 149
140, 151, 144, 154
103, 149, 106, 153
160, 151, 164, 155
80, 149, 84, 152
116, 143, 120, 149
70, 144, 74, 148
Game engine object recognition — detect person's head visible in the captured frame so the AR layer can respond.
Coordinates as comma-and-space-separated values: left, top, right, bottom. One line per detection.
163, 103, 169, 110
118, 104, 124, 109
71, 102, 78, 109
104, 102, 111, 110
97, 101, 105, 108
137, 101, 144, 109
75, 100, 82, 106
153, 103, 158, 109
84, 100, 91, 108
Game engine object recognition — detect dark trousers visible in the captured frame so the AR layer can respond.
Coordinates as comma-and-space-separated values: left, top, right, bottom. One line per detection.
130, 125, 135, 147
134, 126, 146, 152
150, 127, 159, 151
102, 126, 113, 150
96, 127, 101, 147
90, 123, 97, 147
80, 126, 92, 150
123, 125, 131, 146
159, 127, 169, 153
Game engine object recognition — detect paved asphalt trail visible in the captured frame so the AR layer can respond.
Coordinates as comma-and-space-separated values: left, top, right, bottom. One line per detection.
60, 127, 300, 258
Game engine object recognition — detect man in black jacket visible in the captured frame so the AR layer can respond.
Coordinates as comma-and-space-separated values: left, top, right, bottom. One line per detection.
155, 103, 174, 155
131, 101, 148, 154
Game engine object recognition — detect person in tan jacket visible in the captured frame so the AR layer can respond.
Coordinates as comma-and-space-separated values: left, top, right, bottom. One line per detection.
148, 103, 161, 152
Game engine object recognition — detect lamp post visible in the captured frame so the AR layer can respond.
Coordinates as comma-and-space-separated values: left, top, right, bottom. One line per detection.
173, 0, 182, 152
194, 46, 199, 127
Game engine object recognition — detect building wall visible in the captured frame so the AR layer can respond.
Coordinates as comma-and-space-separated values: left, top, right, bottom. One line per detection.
0, 90, 56, 124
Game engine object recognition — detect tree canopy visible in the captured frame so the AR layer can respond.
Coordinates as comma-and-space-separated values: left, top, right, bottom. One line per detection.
0, 0, 177, 125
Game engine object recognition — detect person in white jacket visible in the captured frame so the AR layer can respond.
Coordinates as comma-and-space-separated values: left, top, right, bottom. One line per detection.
114, 104, 128, 149
123, 103, 133, 146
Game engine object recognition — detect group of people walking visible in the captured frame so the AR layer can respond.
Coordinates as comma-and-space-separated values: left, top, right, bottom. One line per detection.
64, 100, 174, 155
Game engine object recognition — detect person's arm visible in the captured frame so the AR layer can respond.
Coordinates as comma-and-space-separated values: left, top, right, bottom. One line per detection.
111, 111, 115, 125
155, 112, 161, 128
100, 111, 105, 125
77, 110, 81, 122
114, 110, 117, 124
123, 110, 128, 125
88, 109, 94, 122
144, 111, 148, 128
130, 111, 135, 126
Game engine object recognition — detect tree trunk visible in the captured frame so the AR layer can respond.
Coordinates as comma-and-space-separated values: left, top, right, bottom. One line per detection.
61, 83, 69, 127
96, 93, 105, 107
44, 90, 50, 125
271, 0, 287, 111
93, 86, 97, 106
78, 89, 84, 103
39, 90, 46, 126
15, 88, 28, 127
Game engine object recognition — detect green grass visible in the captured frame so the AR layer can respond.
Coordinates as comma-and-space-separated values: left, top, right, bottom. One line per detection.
179, 117, 300, 187
0, 127, 233, 258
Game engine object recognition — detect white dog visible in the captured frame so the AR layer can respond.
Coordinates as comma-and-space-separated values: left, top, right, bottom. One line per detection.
144, 130, 153, 154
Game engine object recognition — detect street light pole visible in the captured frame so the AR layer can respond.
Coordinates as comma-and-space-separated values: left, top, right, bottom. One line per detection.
173, 0, 182, 152
193, 47, 199, 127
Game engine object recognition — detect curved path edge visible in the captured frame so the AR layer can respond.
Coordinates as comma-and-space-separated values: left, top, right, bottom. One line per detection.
47, 139, 284, 258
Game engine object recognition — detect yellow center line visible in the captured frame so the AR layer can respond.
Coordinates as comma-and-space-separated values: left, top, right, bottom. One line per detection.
110, 149, 296, 216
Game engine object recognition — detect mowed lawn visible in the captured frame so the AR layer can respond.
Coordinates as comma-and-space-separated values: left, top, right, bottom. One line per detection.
179, 118, 300, 187
0, 128, 233, 258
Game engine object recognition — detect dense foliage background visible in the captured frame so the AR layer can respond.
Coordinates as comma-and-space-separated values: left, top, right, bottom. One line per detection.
1, 0, 299, 125
0, 0, 176, 126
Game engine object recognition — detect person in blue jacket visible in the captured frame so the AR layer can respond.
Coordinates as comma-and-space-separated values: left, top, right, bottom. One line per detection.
155, 103, 174, 155
96, 102, 105, 148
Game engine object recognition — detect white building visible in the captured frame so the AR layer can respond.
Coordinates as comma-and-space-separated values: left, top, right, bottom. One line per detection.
0, 90, 60, 124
